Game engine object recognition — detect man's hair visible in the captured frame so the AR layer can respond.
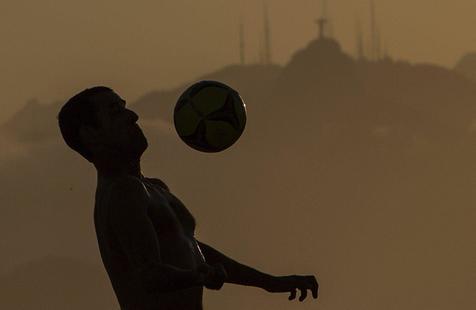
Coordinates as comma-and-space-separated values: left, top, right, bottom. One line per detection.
57, 86, 113, 162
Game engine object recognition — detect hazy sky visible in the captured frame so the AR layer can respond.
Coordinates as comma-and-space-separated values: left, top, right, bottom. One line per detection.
2, 0, 476, 123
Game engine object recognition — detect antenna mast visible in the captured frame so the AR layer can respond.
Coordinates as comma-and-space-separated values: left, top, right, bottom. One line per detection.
239, 16, 245, 65
356, 17, 365, 59
370, 0, 381, 61
263, 1, 272, 64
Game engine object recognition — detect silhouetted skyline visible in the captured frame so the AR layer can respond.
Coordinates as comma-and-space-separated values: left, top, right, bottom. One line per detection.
3, 0, 476, 123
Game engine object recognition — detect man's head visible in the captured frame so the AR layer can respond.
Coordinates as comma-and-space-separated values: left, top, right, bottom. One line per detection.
58, 86, 148, 164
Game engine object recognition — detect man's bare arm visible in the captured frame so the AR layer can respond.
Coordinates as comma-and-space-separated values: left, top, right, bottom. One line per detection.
109, 176, 201, 293
196, 240, 274, 290
196, 240, 318, 301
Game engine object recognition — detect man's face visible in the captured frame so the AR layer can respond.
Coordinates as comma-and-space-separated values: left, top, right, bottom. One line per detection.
87, 90, 148, 159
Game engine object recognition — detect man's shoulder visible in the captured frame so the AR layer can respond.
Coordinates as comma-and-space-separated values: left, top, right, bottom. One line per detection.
94, 176, 148, 225
96, 175, 149, 207
143, 177, 170, 192
100, 175, 144, 192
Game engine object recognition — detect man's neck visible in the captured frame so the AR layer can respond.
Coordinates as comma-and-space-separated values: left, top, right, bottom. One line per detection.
95, 156, 143, 180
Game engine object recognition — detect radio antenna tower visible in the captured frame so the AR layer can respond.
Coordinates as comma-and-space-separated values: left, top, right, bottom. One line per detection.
355, 17, 365, 59
263, 1, 272, 64
369, 0, 382, 60
239, 16, 245, 65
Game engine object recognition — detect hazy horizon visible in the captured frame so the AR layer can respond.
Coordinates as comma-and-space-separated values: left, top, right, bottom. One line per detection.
2, 0, 476, 123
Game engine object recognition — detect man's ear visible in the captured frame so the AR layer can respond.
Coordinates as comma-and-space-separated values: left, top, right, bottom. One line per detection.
79, 125, 100, 149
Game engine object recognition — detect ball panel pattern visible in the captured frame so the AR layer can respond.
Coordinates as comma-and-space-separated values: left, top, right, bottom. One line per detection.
174, 80, 247, 152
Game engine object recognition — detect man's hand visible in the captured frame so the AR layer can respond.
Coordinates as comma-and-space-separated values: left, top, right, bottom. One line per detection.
264, 275, 319, 302
196, 263, 228, 290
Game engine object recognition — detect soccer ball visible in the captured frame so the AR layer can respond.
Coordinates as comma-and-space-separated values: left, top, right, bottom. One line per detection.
174, 80, 247, 152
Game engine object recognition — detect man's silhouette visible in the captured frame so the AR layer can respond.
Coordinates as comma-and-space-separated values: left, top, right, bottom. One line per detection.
58, 86, 318, 309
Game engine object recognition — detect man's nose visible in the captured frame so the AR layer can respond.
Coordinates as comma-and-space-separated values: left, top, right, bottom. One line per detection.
126, 109, 139, 123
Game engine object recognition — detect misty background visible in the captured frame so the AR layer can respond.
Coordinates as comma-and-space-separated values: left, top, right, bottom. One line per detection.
1, 0, 475, 309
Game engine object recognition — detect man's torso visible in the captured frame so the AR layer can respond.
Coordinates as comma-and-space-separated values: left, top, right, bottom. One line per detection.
94, 176, 206, 310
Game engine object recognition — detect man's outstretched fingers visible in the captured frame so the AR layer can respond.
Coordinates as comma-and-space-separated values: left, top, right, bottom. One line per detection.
298, 287, 307, 302
289, 289, 297, 300
309, 276, 318, 299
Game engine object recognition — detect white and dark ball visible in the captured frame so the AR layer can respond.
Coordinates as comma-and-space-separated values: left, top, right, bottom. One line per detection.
174, 80, 247, 152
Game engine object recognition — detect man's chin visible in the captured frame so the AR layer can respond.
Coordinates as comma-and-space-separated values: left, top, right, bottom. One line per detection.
136, 139, 148, 157
140, 136, 148, 152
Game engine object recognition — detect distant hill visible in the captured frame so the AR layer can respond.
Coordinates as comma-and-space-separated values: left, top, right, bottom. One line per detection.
0, 37, 475, 310
0, 99, 62, 143
0, 63, 282, 143
132, 64, 282, 122
454, 52, 476, 82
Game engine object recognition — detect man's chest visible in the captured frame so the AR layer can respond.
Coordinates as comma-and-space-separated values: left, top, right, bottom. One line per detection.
142, 180, 196, 238
141, 179, 205, 267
